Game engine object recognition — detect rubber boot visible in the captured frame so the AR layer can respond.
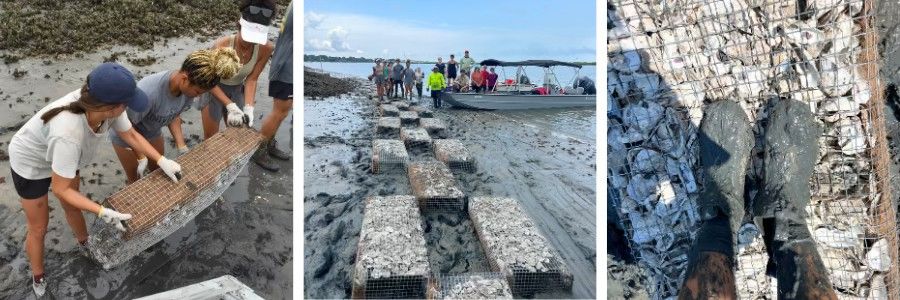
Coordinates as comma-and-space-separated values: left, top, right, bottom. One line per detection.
680, 100, 752, 299
761, 99, 836, 299
252, 145, 280, 172
267, 139, 292, 161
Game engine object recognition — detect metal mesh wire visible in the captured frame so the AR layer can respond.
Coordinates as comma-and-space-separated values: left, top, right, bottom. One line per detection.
376, 117, 401, 139
419, 117, 448, 139
607, 0, 898, 298
352, 195, 431, 299
433, 139, 477, 174
378, 103, 400, 117
86, 128, 262, 269
393, 100, 411, 111
399, 110, 420, 126
372, 139, 409, 174
401, 127, 433, 155
434, 272, 514, 299
468, 196, 574, 297
409, 105, 434, 118
407, 161, 466, 211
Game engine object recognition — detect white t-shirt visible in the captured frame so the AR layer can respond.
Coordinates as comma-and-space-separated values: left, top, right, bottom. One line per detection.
8, 89, 132, 180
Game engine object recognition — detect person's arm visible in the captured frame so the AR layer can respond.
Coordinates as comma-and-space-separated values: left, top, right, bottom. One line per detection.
51, 172, 102, 214
167, 116, 188, 153
243, 43, 274, 108
118, 127, 163, 162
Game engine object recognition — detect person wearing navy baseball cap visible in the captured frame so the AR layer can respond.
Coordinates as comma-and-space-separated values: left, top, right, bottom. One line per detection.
6, 62, 183, 297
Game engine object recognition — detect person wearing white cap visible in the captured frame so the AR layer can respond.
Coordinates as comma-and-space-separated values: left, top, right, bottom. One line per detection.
7, 62, 183, 297
196, 0, 275, 141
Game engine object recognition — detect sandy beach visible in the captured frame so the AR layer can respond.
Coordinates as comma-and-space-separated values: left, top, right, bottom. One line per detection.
303, 71, 596, 299
0, 7, 293, 299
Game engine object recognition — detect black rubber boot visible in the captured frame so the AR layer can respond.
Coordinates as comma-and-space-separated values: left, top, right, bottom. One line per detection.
267, 139, 292, 161
761, 99, 836, 299
696, 100, 754, 240
252, 146, 280, 172
680, 100, 752, 299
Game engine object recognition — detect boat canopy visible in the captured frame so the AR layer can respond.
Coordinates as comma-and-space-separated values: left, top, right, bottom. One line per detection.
478, 59, 582, 68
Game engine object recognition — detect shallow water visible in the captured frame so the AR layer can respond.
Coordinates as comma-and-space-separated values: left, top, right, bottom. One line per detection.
0, 33, 293, 299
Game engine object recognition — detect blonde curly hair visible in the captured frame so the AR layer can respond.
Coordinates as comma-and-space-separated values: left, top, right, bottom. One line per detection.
181, 48, 241, 89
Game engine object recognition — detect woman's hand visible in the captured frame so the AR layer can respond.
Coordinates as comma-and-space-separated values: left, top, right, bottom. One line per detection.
157, 157, 182, 182
98, 206, 132, 232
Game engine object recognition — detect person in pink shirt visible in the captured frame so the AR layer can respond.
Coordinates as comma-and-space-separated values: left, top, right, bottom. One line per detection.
470, 66, 485, 93
485, 67, 498, 93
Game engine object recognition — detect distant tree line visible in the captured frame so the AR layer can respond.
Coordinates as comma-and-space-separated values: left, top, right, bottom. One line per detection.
305, 54, 595, 66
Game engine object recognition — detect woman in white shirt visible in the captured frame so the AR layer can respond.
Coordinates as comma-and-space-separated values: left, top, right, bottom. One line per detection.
7, 62, 183, 297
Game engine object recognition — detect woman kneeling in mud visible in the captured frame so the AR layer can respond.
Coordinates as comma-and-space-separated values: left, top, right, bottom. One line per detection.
111, 48, 241, 183
7, 63, 183, 297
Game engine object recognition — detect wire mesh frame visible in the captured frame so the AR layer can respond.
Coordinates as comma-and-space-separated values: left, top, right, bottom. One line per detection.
607, 0, 899, 298
419, 117, 448, 139
372, 139, 410, 174
87, 128, 262, 269
407, 161, 466, 212
409, 105, 434, 118
433, 139, 477, 174
401, 127, 433, 155
378, 103, 400, 117
376, 117, 401, 139
399, 110, 420, 126
467, 196, 574, 297
433, 272, 514, 299
352, 195, 431, 299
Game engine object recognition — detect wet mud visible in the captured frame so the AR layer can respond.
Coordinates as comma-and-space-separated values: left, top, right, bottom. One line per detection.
304, 78, 596, 298
0, 29, 293, 299
303, 69, 355, 98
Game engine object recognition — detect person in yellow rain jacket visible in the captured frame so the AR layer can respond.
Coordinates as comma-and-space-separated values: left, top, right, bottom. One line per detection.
428, 67, 446, 108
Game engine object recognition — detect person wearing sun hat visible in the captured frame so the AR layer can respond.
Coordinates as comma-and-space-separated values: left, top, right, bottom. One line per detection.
7, 62, 184, 297
196, 0, 275, 143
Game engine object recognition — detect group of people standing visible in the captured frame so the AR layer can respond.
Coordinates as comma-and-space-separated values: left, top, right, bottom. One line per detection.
370, 59, 424, 102
434, 50, 497, 94
7, 0, 293, 296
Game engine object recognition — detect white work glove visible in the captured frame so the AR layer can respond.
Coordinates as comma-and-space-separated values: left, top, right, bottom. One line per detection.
225, 103, 246, 127
98, 206, 132, 232
157, 157, 183, 182
243, 105, 255, 127
136, 156, 148, 178
177, 145, 189, 156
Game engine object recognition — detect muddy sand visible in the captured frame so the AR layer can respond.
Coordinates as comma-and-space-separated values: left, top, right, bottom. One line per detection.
304, 74, 596, 298
0, 31, 292, 300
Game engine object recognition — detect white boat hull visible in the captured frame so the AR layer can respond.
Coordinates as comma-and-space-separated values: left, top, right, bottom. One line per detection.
442, 92, 595, 110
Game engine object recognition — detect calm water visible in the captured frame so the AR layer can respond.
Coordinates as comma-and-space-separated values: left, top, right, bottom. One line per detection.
306, 62, 597, 142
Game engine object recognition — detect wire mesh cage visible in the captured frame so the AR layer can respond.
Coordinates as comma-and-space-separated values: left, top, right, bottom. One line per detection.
352, 195, 431, 299
419, 117, 448, 139
468, 196, 574, 297
433, 139, 477, 174
87, 128, 263, 269
607, 0, 898, 298
399, 110, 420, 126
376, 117, 401, 139
433, 272, 514, 299
407, 161, 466, 211
393, 100, 411, 111
372, 139, 410, 174
409, 105, 434, 118
378, 103, 400, 117
401, 127, 433, 154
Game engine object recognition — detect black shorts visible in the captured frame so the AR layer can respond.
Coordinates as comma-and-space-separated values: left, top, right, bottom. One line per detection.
268, 80, 293, 100
11, 168, 51, 200
447, 72, 457, 79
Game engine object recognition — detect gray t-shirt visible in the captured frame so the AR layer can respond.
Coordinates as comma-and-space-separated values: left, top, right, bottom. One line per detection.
392, 64, 404, 81
9, 89, 132, 179
269, 1, 293, 84
402, 68, 415, 84
110, 70, 192, 144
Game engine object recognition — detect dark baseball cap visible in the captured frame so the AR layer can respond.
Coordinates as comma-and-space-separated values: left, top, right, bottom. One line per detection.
87, 63, 149, 112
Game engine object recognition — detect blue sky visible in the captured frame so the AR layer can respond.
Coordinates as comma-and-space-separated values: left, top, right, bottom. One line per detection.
304, 0, 597, 62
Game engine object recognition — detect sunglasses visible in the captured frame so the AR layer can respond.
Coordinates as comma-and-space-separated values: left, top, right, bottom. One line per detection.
246, 5, 273, 17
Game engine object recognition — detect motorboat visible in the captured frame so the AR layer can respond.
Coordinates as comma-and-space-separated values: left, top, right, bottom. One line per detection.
442, 59, 595, 110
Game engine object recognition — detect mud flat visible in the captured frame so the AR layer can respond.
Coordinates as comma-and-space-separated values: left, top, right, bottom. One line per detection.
0, 30, 292, 300
304, 73, 596, 298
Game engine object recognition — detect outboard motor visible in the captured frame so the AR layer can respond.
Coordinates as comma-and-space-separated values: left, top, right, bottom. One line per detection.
574, 76, 596, 95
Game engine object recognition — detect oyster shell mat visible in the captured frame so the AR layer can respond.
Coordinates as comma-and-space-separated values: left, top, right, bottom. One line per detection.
607, 0, 898, 298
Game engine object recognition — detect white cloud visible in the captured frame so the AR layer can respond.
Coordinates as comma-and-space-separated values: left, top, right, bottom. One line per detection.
305, 11, 325, 29
326, 26, 352, 51
356, 50, 365, 54
305, 39, 333, 51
